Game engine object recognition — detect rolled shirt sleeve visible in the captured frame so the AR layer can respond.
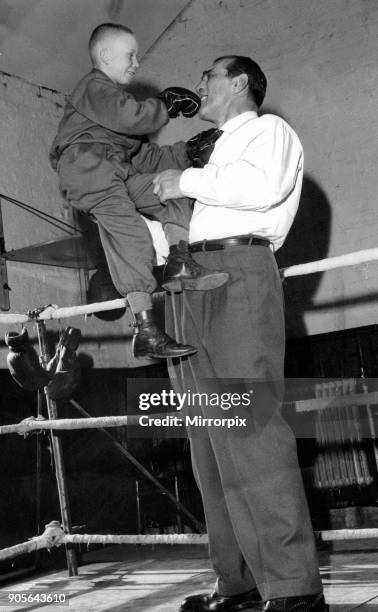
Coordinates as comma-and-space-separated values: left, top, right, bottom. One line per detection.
179, 116, 303, 211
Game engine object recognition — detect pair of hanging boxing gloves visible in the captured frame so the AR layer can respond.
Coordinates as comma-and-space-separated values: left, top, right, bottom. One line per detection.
5, 326, 81, 400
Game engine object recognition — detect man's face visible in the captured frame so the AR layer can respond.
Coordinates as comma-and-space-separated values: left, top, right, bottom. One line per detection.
196, 59, 234, 124
103, 33, 139, 85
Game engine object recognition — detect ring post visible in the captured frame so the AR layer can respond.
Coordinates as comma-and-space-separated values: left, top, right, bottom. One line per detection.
35, 320, 78, 576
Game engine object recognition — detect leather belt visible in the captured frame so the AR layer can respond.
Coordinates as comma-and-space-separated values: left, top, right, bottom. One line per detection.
189, 235, 270, 253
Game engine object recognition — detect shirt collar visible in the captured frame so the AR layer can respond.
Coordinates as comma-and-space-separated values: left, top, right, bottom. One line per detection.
220, 110, 258, 133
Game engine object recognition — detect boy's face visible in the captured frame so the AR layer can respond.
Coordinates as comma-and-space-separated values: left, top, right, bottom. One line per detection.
102, 32, 139, 85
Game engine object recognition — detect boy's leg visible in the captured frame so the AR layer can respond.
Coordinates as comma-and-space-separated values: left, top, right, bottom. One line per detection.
59, 144, 157, 296
126, 170, 191, 235
91, 194, 196, 358
57, 144, 196, 359
127, 173, 229, 291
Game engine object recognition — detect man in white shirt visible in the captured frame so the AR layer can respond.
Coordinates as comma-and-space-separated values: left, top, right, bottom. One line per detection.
153, 56, 326, 612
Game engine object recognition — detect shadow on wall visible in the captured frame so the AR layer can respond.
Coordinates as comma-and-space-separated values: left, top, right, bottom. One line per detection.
276, 174, 332, 338
260, 108, 332, 338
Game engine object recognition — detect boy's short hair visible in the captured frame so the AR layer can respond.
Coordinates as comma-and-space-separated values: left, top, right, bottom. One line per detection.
89, 23, 134, 65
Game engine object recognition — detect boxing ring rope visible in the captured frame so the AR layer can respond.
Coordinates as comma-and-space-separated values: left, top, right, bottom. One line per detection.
1, 520, 378, 563
0, 246, 377, 324
0, 415, 144, 435
0, 298, 128, 324
2, 388, 378, 436
280, 247, 378, 278
2, 246, 378, 573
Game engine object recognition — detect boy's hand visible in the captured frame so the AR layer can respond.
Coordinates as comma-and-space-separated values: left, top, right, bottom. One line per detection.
158, 87, 200, 118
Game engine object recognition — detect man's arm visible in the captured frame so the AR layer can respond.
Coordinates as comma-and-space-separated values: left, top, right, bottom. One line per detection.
154, 119, 303, 209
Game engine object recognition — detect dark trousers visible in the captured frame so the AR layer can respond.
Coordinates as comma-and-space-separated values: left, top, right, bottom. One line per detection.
166, 245, 322, 601
57, 142, 192, 295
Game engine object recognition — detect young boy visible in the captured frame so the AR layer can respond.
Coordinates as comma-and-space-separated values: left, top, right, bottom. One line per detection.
50, 23, 227, 359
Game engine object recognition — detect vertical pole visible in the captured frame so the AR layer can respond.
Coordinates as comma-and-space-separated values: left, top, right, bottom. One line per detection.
35, 320, 78, 576
34, 390, 43, 568
135, 480, 142, 534
174, 475, 183, 533
0, 199, 10, 311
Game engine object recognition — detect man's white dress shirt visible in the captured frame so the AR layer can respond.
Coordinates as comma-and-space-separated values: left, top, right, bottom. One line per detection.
144, 110, 303, 260
180, 111, 303, 251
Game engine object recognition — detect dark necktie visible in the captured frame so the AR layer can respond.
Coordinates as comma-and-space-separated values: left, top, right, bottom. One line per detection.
186, 128, 223, 168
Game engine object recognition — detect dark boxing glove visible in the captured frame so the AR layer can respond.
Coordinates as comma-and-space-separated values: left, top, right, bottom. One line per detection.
157, 87, 201, 118
46, 327, 81, 400
5, 327, 51, 391
186, 128, 223, 168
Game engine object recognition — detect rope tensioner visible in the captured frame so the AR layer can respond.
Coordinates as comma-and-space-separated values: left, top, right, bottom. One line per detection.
1, 521, 378, 563
0, 521, 65, 561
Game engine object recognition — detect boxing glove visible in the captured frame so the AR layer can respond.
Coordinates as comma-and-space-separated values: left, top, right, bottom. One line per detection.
157, 87, 201, 118
46, 327, 81, 400
5, 327, 51, 391
186, 128, 223, 167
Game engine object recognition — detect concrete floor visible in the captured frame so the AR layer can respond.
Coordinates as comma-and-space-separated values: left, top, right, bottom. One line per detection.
1, 543, 378, 611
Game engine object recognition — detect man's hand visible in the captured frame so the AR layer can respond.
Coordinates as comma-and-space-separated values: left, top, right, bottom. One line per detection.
153, 170, 184, 202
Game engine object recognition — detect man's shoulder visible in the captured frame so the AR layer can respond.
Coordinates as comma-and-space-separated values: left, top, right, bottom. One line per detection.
258, 113, 300, 136
254, 113, 302, 149
232, 112, 295, 134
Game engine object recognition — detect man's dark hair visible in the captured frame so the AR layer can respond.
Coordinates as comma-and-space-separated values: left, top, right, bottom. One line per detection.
89, 23, 134, 64
215, 55, 267, 108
